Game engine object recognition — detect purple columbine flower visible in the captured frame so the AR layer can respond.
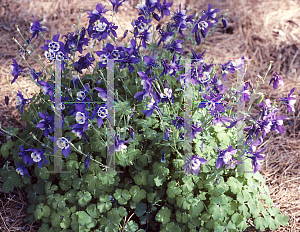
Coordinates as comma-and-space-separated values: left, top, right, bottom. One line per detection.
15, 90, 30, 115
192, 14, 215, 38
71, 103, 91, 133
119, 54, 141, 73
141, 97, 162, 117
257, 99, 277, 119
216, 145, 243, 170
164, 39, 184, 54
245, 145, 267, 173
185, 122, 203, 141
40, 33, 70, 71
157, 28, 174, 47
29, 15, 48, 42
110, 0, 127, 13
198, 93, 225, 116
172, 116, 185, 130
123, 38, 141, 59
219, 60, 236, 81
201, 4, 221, 23
62, 27, 90, 55
36, 111, 55, 137
18, 145, 31, 165
278, 87, 296, 114
94, 87, 107, 101
9, 57, 25, 84
156, 0, 173, 19
25, 147, 49, 169
183, 155, 207, 176
91, 103, 113, 128
262, 108, 289, 134
244, 118, 271, 142
27, 67, 43, 82
132, 16, 152, 37
73, 52, 95, 74
87, 3, 110, 25
15, 163, 31, 177
87, 17, 118, 42
109, 133, 133, 155
269, 72, 284, 90
191, 49, 206, 65
136, 0, 157, 18
37, 80, 54, 101
49, 136, 72, 158
134, 71, 155, 102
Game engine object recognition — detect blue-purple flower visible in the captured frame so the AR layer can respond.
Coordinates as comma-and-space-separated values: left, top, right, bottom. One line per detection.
9, 57, 25, 84
62, 27, 89, 55
216, 145, 243, 170
29, 15, 48, 42
278, 87, 296, 114
110, 0, 127, 13
15, 90, 30, 115
156, 0, 173, 19
24, 147, 49, 169
201, 4, 221, 23
87, 3, 110, 25
164, 39, 184, 54
49, 136, 72, 158
36, 111, 55, 137
183, 155, 207, 176
73, 52, 95, 74
269, 72, 284, 90
15, 163, 31, 177
245, 145, 267, 173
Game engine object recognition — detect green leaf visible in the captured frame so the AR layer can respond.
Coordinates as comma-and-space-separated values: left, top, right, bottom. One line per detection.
134, 202, 147, 217
275, 214, 289, 226
37, 167, 50, 180
267, 206, 280, 217
189, 201, 204, 217
124, 220, 139, 232
231, 213, 243, 225
254, 216, 267, 231
155, 206, 171, 224
154, 176, 164, 187
77, 211, 92, 226
43, 205, 51, 218
227, 176, 243, 194
2, 179, 14, 193
107, 209, 122, 225
0, 144, 9, 157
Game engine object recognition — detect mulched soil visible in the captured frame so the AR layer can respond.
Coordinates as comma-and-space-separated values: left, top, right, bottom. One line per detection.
0, 0, 299, 231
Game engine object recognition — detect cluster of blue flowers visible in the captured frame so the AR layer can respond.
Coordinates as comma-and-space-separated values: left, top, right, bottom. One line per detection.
5, 1, 296, 178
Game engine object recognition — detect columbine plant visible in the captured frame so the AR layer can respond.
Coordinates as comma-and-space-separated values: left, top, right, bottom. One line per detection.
0, 1, 294, 231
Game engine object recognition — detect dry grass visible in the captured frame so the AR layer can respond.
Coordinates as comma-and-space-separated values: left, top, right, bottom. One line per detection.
0, 0, 299, 231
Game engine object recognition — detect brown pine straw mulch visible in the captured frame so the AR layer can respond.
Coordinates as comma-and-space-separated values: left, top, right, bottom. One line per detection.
0, 0, 299, 231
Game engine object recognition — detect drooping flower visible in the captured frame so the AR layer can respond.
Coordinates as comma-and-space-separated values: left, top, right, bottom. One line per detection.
29, 15, 48, 42
62, 27, 89, 55
15, 163, 31, 177
245, 145, 267, 173
27, 67, 43, 82
183, 154, 207, 176
269, 72, 284, 90
110, 0, 127, 13
36, 111, 55, 137
278, 87, 296, 114
221, 15, 228, 28
9, 57, 25, 84
15, 90, 30, 115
